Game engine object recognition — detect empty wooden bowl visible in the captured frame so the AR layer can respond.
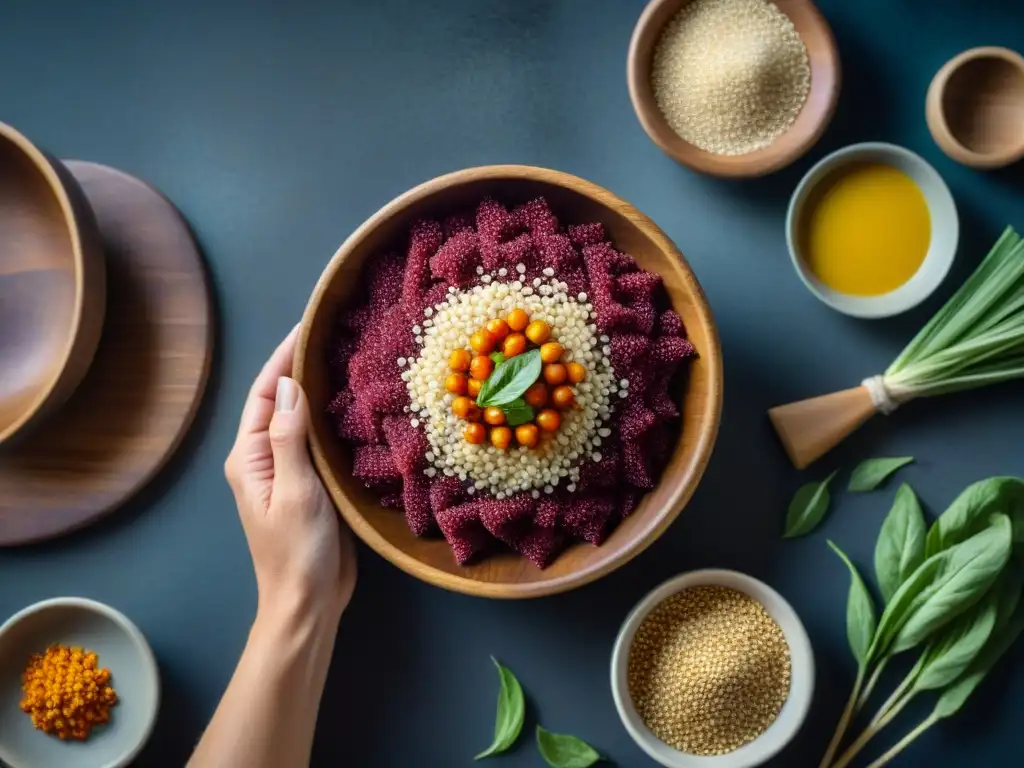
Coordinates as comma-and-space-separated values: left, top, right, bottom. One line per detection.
926, 46, 1024, 170
0, 122, 106, 446
295, 165, 723, 599
627, 0, 841, 178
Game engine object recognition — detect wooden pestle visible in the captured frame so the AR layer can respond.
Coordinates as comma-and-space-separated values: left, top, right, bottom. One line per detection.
769, 386, 880, 469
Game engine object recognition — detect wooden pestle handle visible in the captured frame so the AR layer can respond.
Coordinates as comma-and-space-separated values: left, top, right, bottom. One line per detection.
768, 386, 879, 469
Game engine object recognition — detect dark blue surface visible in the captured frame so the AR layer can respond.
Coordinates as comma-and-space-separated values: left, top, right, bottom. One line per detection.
2, 1, 1023, 765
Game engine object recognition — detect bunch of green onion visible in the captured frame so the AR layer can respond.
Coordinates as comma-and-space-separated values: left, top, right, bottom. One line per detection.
868, 227, 1024, 410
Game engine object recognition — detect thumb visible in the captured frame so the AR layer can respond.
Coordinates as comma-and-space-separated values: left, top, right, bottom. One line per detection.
269, 376, 314, 481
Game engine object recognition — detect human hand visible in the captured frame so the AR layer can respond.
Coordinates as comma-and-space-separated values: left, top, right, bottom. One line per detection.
225, 327, 357, 624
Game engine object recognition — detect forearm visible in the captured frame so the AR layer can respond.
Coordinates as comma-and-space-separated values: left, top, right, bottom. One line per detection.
189, 599, 341, 768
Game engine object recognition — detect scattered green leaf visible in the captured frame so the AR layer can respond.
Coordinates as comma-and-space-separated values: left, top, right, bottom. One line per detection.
783, 471, 838, 538
828, 540, 878, 667
501, 398, 534, 427
848, 457, 915, 492
477, 349, 541, 407
874, 484, 927, 603
474, 658, 525, 760
536, 726, 600, 768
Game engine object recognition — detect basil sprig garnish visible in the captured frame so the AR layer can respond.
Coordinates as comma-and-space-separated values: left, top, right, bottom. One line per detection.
476, 349, 541, 407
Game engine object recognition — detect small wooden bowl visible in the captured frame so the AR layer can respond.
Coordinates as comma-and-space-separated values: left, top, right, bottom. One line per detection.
295, 166, 723, 599
627, 0, 841, 178
0, 122, 106, 446
926, 46, 1024, 170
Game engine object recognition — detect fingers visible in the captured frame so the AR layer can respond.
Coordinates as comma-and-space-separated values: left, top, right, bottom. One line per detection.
268, 377, 317, 492
236, 325, 300, 442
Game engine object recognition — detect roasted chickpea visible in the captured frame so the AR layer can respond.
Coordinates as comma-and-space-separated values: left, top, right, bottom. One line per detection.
539, 342, 563, 363
543, 362, 567, 386
551, 385, 575, 409
445, 372, 468, 395
523, 380, 548, 408
469, 330, 495, 355
467, 378, 483, 398
490, 426, 513, 450
514, 423, 539, 448
452, 396, 480, 421
565, 361, 587, 384
502, 332, 527, 358
485, 318, 510, 341
448, 348, 472, 371
524, 320, 551, 345
470, 355, 494, 381
464, 423, 486, 444
483, 406, 506, 426
506, 308, 530, 332
536, 409, 561, 432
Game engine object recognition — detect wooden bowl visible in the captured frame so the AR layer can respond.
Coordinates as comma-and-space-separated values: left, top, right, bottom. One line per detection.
295, 166, 723, 599
926, 46, 1024, 170
627, 0, 841, 178
0, 122, 106, 446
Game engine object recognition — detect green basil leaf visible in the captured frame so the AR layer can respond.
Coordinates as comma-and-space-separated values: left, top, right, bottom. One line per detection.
914, 593, 998, 691
474, 657, 525, 760
490, 351, 505, 366
925, 477, 1024, 557
933, 601, 1024, 719
536, 726, 600, 768
477, 349, 542, 407
890, 514, 1013, 655
783, 471, 838, 538
828, 540, 878, 667
848, 457, 915, 492
875, 484, 927, 603
501, 398, 534, 427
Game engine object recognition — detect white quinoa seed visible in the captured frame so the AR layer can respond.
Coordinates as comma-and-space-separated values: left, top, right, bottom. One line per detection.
651, 0, 811, 156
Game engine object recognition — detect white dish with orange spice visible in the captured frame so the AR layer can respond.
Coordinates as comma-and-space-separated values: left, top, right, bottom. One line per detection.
611, 570, 814, 767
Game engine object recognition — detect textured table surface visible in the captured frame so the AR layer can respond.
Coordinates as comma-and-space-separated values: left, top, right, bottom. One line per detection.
2, 1, 1023, 765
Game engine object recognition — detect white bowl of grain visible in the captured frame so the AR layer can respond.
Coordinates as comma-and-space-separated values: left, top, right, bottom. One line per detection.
610, 570, 814, 767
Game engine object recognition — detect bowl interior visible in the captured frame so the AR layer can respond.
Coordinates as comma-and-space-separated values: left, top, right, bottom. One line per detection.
0, 130, 82, 442
0, 600, 159, 768
941, 53, 1024, 156
298, 168, 722, 597
610, 570, 815, 768
628, 0, 840, 177
787, 143, 959, 318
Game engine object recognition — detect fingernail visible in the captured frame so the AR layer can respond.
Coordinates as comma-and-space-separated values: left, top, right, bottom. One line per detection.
276, 377, 297, 412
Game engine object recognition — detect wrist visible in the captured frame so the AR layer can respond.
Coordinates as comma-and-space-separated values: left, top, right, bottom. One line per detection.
254, 587, 343, 651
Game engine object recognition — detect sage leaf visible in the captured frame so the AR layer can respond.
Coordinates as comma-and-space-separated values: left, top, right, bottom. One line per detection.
477, 349, 541, 407
875, 484, 927, 603
848, 457, 915, 492
783, 471, 838, 538
889, 514, 1013, 655
914, 594, 998, 691
536, 726, 600, 768
501, 398, 534, 427
925, 476, 1024, 557
828, 541, 878, 666
474, 657, 525, 760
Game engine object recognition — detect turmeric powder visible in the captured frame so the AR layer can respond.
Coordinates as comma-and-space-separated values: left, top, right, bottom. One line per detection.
20, 644, 118, 740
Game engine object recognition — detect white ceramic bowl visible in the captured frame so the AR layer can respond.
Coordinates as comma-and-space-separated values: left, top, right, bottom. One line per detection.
0, 598, 160, 768
610, 569, 814, 768
786, 142, 959, 318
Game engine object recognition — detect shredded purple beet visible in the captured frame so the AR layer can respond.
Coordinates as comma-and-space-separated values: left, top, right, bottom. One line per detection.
328, 197, 695, 568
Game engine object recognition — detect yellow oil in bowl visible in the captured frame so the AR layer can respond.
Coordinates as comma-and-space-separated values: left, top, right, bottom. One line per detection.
800, 163, 931, 296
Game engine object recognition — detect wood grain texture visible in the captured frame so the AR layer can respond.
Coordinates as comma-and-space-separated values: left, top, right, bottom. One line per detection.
626, 0, 841, 178
768, 385, 878, 469
0, 122, 106, 445
0, 161, 213, 546
926, 46, 1024, 170
295, 165, 723, 599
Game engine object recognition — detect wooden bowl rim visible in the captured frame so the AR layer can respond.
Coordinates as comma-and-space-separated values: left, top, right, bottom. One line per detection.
0, 122, 98, 445
295, 164, 723, 598
626, 0, 841, 178
926, 46, 1024, 169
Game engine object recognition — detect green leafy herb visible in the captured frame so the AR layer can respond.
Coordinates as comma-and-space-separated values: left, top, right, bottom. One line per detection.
536, 726, 600, 768
925, 476, 1024, 557
489, 351, 505, 366
474, 658, 525, 760
828, 541, 878, 667
783, 471, 838, 538
848, 457, 915, 492
477, 349, 542, 407
874, 484, 927, 603
913, 595, 998, 692
501, 398, 534, 427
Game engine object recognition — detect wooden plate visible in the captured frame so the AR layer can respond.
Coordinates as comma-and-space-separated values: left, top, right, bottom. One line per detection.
0, 162, 213, 546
